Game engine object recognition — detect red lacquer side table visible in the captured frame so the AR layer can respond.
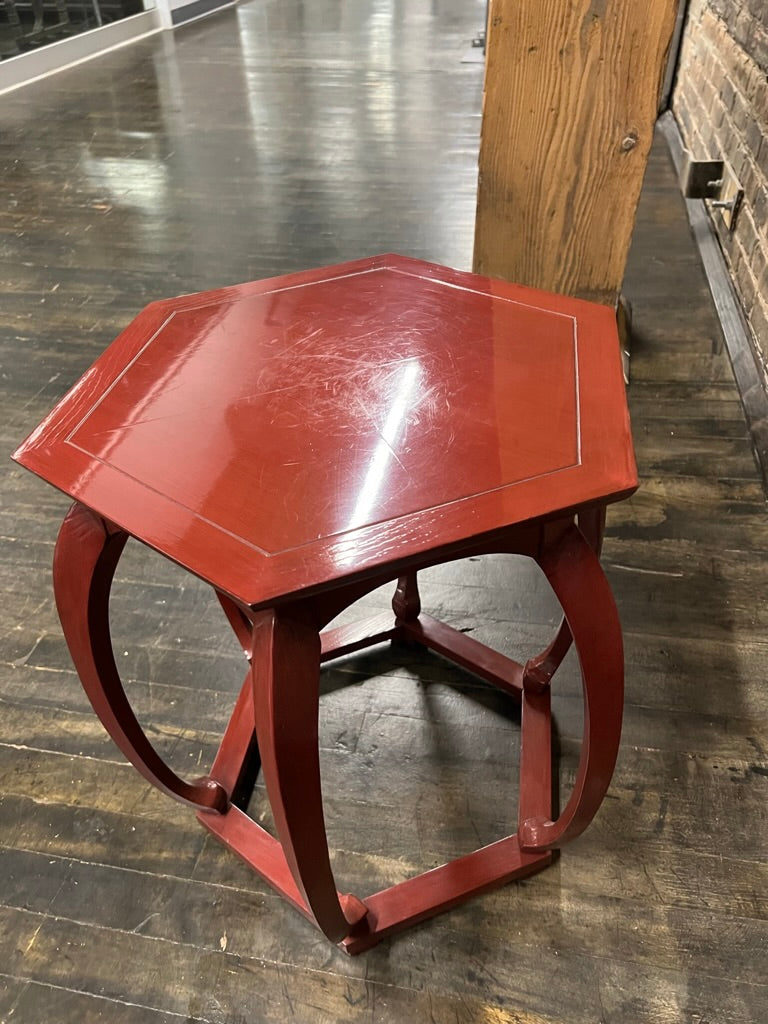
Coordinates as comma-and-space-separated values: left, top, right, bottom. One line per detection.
13, 254, 637, 954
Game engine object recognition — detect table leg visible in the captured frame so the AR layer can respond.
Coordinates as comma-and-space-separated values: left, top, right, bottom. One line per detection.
50, 500, 623, 951
249, 609, 367, 943
519, 518, 623, 851
53, 502, 228, 813
523, 506, 606, 686
392, 571, 421, 621
391, 571, 422, 649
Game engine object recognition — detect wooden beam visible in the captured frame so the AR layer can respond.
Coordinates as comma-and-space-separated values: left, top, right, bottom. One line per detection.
474, 0, 680, 305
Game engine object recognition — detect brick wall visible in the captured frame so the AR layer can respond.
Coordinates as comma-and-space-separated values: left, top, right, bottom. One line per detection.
673, 0, 768, 386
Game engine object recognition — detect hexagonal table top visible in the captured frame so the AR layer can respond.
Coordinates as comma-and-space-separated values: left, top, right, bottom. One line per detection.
13, 255, 637, 607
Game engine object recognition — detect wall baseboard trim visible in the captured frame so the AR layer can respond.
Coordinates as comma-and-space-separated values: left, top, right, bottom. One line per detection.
658, 110, 768, 492
171, 0, 236, 27
0, 9, 161, 96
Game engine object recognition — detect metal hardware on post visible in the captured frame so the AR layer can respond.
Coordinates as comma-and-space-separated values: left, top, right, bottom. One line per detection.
679, 152, 743, 231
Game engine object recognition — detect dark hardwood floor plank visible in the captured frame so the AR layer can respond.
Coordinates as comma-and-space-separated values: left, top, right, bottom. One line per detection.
3, 649, 765, 764
0, 975, 28, 1018
2, 901, 767, 1024
2, 844, 766, 986
0, 976, 206, 1024
2, 707, 765, 883
0, 792, 213, 880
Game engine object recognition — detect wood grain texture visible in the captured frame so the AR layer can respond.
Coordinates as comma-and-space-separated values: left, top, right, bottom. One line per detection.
474, 0, 680, 303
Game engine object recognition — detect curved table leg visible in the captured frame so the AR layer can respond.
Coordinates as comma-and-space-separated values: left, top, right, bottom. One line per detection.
53, 502, 228, 813
519, 520, 623, 851
216, 590, 253, 656
250, 609, 366, 943
523, 506, 606, 686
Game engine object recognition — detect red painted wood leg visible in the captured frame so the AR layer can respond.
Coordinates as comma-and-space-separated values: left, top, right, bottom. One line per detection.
518, 683, 552, 830
249, 610, 365, 942
216, 591, 253, 657
519, 520, 623, 851
391, 571, 422, 648
209, 669, 261, 809
53, 502, 228, 813
523, 506, 606, 687
392, 572, 421, 621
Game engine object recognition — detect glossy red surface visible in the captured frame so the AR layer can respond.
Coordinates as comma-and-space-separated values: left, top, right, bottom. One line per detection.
13, 254, 637, 606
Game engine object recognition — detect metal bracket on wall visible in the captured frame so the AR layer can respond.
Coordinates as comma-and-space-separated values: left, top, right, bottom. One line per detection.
659, 111, 767, 489
679, 153, 743, 230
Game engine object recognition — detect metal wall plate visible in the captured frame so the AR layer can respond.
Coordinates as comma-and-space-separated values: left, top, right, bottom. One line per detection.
680, 155, 725, 199
679, 153, 743, 231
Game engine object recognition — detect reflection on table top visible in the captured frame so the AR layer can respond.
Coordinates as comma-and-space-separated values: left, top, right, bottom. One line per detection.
13, 254, 637, 607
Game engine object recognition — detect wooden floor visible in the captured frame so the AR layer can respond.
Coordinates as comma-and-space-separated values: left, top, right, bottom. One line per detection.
2, 1, 767, 1021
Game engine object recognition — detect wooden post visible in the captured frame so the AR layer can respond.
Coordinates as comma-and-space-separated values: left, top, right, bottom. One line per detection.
474, 0, 680, 305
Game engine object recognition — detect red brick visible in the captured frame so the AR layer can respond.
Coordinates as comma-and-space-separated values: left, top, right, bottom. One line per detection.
711, 97, 730, 130
753, 243, 768, 291
753, 185, 768, 225
755, 257, 768, 310
747, 0, 768, 28
749, 23, 768, 73
737, 151, 759, 198
745, 116, 764, 157
736, 267, 758, 316
737, 208, 761, 258
731, 90, 751, 132
757, 136, 768, 178
748, 300, 768, 360
734, 10, 754, 51
729, 144, 750, 182
733, 237, 758, 313
719, 76, 737, 110
716, 107, 739, 151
